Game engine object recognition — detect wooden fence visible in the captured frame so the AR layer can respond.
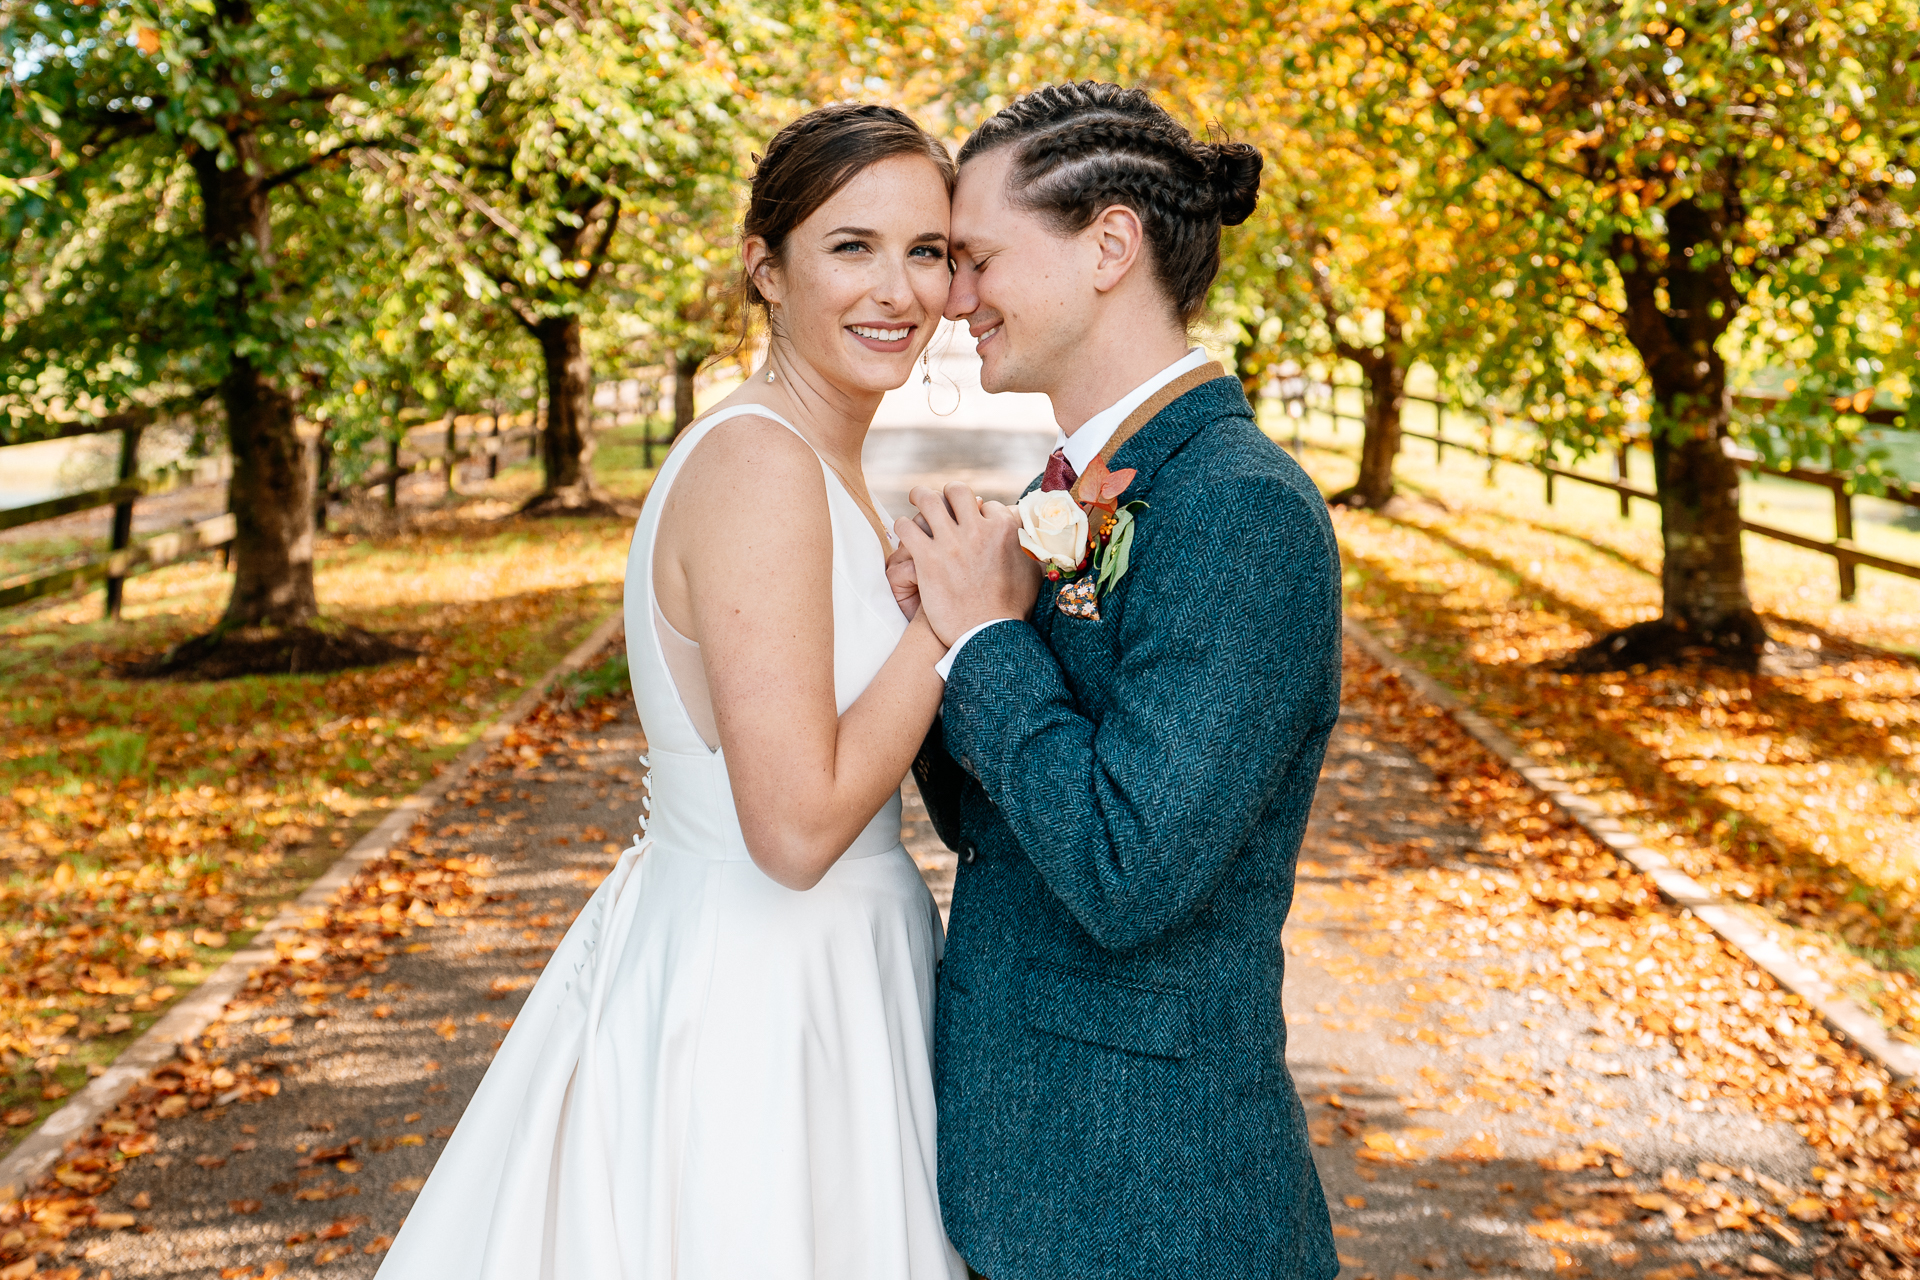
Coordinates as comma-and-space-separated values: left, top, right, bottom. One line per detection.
0, 376, 682, 618
0, 427, 235, 615
1, 413, 545, 618
1287, 377, 1920, 602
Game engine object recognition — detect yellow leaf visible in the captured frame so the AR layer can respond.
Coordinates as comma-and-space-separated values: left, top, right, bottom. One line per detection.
135, 26, 162, 54
1785, 1197, 1827, 1223
1529, 1219, 1612, 1244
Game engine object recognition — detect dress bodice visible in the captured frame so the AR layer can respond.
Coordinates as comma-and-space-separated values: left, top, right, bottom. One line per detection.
622, 405, 910, 862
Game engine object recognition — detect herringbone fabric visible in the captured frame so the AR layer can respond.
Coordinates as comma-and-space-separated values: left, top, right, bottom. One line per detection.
916, 376, 1343, 1280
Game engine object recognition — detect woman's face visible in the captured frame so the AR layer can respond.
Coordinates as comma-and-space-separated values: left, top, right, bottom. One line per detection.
752, 153, 952, 396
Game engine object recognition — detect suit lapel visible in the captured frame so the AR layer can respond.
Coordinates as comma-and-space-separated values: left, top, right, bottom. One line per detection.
1094, 362, 1226, 472
1106, 374, 1250, 500
1022, 368, 1251, 640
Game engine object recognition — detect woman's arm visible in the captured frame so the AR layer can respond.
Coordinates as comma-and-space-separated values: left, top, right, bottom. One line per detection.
656, 418, 951, 890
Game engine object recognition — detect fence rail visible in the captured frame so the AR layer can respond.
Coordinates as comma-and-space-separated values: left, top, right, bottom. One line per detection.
0, 428, 237, 615
2, 374, 675, 618
1292, 378, 1920, 601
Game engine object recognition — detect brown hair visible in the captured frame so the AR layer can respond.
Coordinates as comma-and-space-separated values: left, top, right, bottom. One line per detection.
957, 82, 1261, 325
743, 103, 957, 311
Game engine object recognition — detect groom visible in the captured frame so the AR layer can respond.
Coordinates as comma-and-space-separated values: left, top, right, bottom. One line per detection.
897, 84, 1342, 1280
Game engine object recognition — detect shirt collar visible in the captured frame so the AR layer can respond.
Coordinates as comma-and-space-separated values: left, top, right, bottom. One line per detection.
1056, 347, 1211, 476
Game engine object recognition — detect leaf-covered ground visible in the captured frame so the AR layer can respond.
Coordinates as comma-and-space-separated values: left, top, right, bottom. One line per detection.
0, 661, 631, 1278
1307, 644, 1919, 1278
1291, 432, 1920, 1049
0, 459, 644, 1159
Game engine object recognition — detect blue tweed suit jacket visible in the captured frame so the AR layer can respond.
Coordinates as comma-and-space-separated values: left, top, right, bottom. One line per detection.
916, 375, 1342, 1280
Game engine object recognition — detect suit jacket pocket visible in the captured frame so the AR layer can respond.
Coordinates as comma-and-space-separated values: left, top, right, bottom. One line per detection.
1020, 961, 1193, 1060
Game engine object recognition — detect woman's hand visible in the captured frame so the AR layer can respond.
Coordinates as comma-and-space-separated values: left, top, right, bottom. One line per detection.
885, 543, 921, 621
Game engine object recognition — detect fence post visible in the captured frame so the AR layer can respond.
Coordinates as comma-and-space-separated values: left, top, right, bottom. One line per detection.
442, 411, 459, 497
1833, 482, 1857, 601
103, 425, 142, 620
1614, 446, 1631, 518
1542, 455, 1555, 505
386, 436, 401, 509
1484, 420, 1497, 487
488, 411, 502, 479
1435, 408, 1445, 466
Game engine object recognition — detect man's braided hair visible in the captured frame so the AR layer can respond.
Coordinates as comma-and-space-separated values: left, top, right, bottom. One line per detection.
958, 82, 1261, 325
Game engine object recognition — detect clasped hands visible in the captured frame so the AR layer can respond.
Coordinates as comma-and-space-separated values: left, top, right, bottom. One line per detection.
888, 483, 1042, 648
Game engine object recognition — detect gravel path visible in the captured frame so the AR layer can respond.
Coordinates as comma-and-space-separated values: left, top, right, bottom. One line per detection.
1287, 703, 1821, 1280
47, 660, 1824, 1280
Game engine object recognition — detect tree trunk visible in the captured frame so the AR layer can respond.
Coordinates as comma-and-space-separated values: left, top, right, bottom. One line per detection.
673, 350, 703, 438
523, 314, 617, 514
191, 137, 320, 629
1327, 349, 1405, 509
220, 360, 319, 627
1232, 333, 1265, 402
1648, 384, 1764, 650
1564, 198, 1766, 671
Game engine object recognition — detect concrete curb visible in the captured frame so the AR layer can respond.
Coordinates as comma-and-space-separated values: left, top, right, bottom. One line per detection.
0, 609, 628, 1202
1342, 614, 1920, 1085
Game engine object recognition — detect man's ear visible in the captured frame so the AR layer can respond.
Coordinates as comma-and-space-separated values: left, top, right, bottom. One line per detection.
743, 235, 782, 306
1088, 204, 1146, 295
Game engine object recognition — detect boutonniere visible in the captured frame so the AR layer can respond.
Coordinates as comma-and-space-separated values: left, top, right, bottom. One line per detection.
1014, 456, 1148, 621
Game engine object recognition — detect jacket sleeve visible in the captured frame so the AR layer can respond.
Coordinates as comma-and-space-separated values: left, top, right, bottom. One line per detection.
939, 469, 1341, 953
910, 720, 974, 856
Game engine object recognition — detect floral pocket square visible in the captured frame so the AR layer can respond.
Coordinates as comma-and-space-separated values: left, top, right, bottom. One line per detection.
1055, 576, 1100, 621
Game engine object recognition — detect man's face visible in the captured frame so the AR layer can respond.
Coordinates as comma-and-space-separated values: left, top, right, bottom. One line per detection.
944, 147, 1097, 395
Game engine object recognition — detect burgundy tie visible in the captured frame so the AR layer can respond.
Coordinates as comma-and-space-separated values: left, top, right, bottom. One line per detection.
1041, 448, 1078, 493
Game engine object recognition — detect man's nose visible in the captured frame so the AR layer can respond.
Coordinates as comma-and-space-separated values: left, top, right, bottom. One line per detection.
944, 265, 977, 321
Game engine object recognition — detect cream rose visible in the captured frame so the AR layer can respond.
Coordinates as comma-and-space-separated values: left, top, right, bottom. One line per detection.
1016, 489, 1089, 572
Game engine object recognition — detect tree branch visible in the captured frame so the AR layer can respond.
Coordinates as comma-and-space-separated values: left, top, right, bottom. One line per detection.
261, 138, 411, 192
577, 198, 622, 291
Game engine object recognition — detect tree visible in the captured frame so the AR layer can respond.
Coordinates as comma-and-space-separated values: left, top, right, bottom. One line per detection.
1120, 0, 1545, 511
365, 0, 748, 515
1350, 0, 1919, 667
1, 0, 449, 675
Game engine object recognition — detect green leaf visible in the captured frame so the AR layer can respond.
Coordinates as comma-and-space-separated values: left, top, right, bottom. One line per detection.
1098, 508, 1137, 596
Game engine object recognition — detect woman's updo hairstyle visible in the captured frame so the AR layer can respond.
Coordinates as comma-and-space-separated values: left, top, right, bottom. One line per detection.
957, 82, 1261, 325
742, 103, 957, 311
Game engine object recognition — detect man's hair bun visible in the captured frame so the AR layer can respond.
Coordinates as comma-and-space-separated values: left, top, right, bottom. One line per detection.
1207, 141, 1263, 226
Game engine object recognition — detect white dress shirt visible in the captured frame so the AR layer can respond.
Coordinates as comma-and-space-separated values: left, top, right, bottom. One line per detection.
932, 347, 1211, 680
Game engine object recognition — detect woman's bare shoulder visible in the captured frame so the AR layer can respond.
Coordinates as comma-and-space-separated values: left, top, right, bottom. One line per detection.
676, 412, 823, 490
666, 412, 831, 555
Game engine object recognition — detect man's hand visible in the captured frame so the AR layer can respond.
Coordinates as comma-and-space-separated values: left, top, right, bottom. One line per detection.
885, 543, 921, 621
895, 482, 1041, 648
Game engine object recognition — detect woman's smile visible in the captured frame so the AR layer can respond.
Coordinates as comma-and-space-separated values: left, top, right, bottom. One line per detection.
847, 322, 916, 352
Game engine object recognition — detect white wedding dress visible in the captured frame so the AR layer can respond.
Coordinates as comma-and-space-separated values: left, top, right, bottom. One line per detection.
377, 405, 964, 1280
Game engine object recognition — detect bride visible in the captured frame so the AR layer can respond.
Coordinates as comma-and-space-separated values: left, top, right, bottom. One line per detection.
377, 103, 1020, 1279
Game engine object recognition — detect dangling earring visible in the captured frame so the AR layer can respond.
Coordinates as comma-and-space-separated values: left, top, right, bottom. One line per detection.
764, 368, 776, 383
921, 350, 932, 387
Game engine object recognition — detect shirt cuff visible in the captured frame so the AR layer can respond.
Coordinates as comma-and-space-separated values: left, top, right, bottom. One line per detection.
934, 619, 1016, 681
